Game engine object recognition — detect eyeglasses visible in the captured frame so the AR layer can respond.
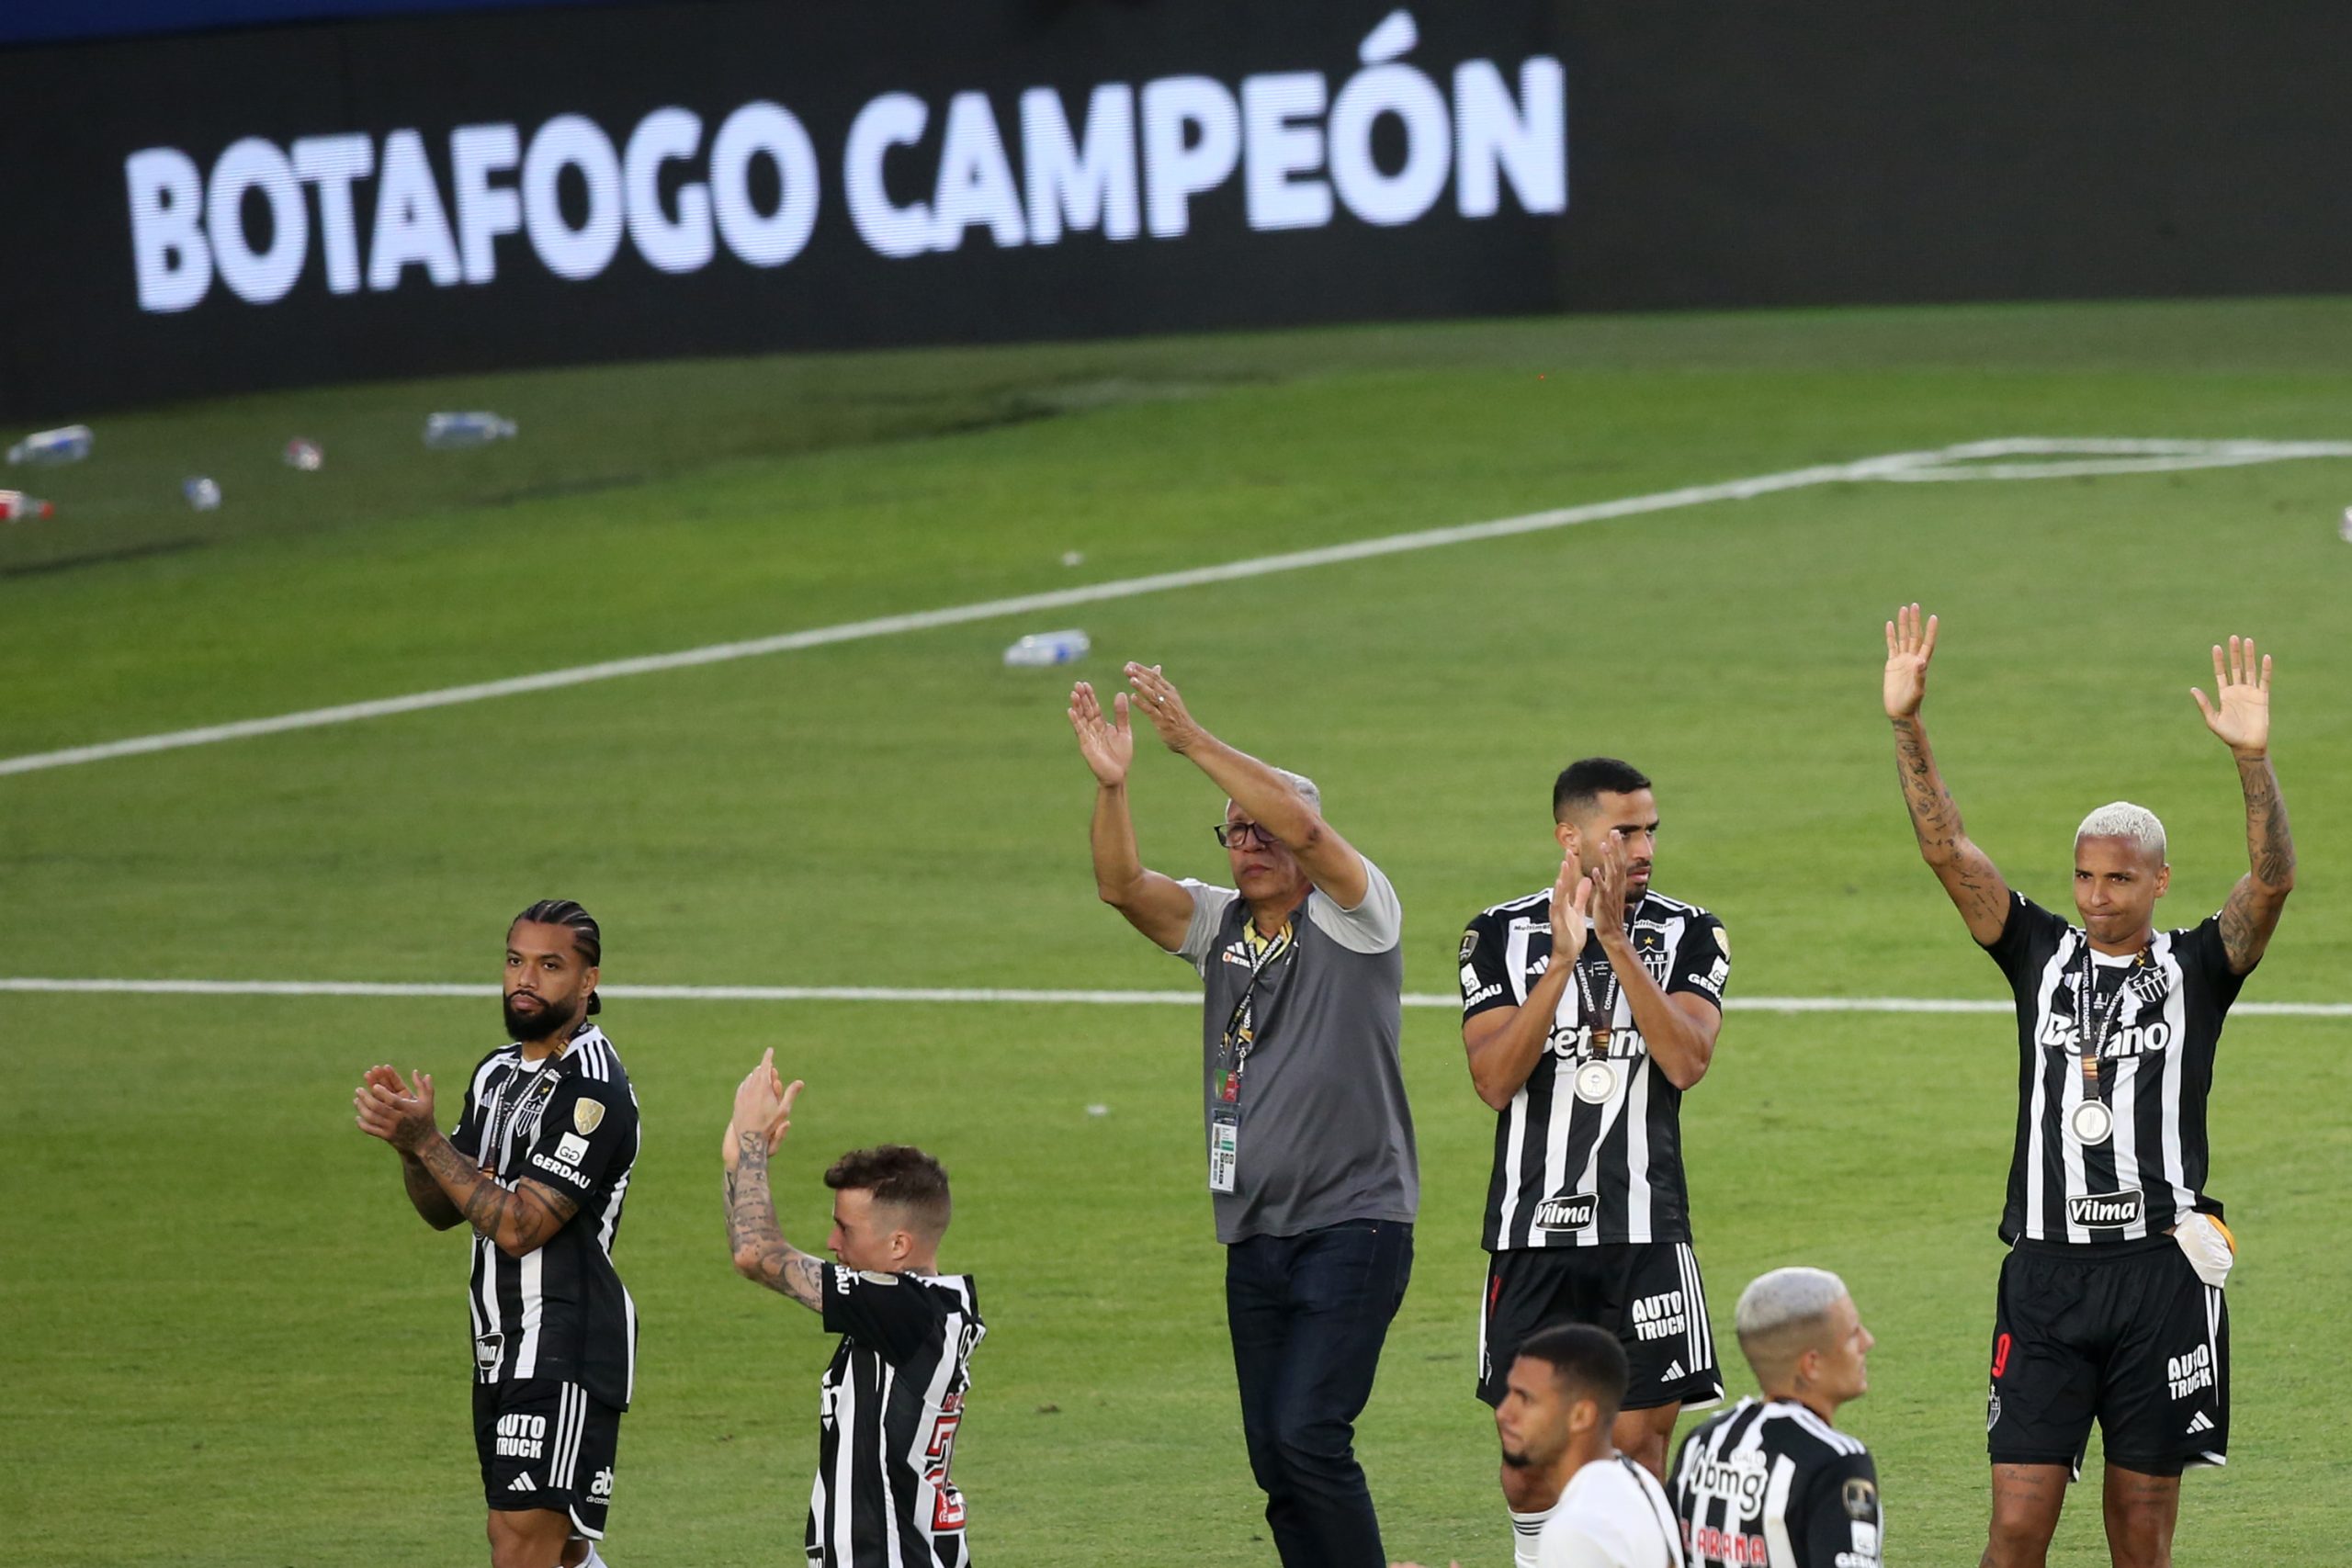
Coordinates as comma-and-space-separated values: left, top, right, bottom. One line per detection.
1213, 820, 1281, 849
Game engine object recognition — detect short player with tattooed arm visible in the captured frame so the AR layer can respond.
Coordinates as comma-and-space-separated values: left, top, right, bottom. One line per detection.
722, 1053, 985, 1568
1883, 609, 2293, 1568
356, 900, 640, 1568
1458, 757, 1731, 1565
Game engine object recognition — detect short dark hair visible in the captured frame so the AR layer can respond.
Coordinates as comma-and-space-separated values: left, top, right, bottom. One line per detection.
1514, 1323, 1630, 1421
1553, 757, 1653, 821
513, 899, 603, 1014
825, 1145, 953, 1240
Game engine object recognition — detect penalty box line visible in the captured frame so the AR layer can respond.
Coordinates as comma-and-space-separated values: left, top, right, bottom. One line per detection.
0, 976, 2344, 1016
11, 434, 2346, 780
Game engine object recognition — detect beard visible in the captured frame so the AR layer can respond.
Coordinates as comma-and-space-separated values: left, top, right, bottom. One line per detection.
1498, 1445, 1532, 1470
503, 988, 582, 1043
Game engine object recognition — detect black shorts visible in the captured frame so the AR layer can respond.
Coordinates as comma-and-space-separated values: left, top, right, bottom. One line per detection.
1987, 1237, 2228, 1478
1478, 1242, 1724, 1411
473, 1378, 623, 1538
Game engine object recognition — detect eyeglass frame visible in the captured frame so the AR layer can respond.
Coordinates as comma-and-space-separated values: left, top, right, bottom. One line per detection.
1212, 820, 1282, 849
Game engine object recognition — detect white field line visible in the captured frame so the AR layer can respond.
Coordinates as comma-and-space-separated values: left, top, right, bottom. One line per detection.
8, 434, 2346, 780
2, 976, 2344, 1016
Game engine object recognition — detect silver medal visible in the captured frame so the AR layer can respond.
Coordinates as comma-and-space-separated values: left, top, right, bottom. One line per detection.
1573, 1058, 1621, 1105
2068, 1099, 2114, 1145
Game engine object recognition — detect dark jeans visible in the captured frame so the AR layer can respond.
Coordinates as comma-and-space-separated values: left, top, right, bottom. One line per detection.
1226, 1220, 1414, 1568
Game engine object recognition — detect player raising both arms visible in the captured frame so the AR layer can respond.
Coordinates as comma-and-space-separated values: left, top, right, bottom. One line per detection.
1883, 609, 2293, 1568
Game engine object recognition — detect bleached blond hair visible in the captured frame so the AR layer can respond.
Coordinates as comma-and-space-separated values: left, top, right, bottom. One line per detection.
2075, 801, 2166, 862
1735, 1267, 1849, 1382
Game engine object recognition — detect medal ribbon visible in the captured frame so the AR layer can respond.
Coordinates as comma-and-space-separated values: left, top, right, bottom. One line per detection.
1216, 918, 1297, 1104
2074, 940, 2144, 1106
1568, 894, 1645, 1056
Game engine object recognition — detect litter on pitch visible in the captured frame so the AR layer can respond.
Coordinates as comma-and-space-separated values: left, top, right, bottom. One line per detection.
284, 438, 323, 471
423, 412, 518, 449
1003, 629, 1091, 667
6, 424, 94, 466
1, 489, 54, 522
183, 477, 220, 512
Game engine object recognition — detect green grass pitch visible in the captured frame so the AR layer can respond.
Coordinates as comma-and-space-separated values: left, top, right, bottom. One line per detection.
4, 299, 2349, 1566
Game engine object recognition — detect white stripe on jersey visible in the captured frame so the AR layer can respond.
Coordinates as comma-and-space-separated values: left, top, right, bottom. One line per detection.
2154, 933, 2196, 1222
830, 1351, 858, 1567
1758, 1452, 1798, 1567
877, 1360, 906, 1567
514, 1247, 544, 1378
472, 1235, 504, 1378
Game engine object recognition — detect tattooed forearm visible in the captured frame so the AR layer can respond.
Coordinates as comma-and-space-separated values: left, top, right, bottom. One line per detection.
400, 1150, 464, 1229
1892, 717, 1964, 856
416, 1134, 574, 1255
2235, 753, 2296, 890
725, 1132, 825, 1311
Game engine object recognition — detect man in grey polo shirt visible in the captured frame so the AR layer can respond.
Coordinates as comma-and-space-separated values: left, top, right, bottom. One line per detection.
1068, 660, 1418, 1568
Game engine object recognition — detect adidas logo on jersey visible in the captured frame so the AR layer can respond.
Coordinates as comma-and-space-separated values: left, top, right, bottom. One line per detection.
2187, 1410, 2215, 1435
506, 1473, 537, 1492
1663, 1359, 1685, 1381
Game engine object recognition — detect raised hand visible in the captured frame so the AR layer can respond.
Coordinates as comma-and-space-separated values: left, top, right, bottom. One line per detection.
356, 1068, 437, 1152
1883, 603, 1939, 719
1547, 857, 1594, 963
1124, 662, 1206, 755
1067, 681, 1135, 786
1585, 837, 1632, 939
2192, 635, 2272, 757
725, 1049, 802, 1168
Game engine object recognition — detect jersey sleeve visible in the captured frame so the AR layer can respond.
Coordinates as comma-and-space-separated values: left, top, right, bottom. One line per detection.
1306, 855, 1402, 953
1797, 1451, 1882, 1568
1459, 909, 1518, 1021
1174, 880, 1240, 972
1982, 891, 2066, 980
820, 1264, 946, 1364
2181, 913, 2252, 1010
521, 1076, 637, 1208
1667, 912, 1731, 1010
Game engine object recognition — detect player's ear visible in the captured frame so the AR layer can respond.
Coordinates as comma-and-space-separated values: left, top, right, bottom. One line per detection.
2154, 864, 2171, 898
1555, 819, 1577, 856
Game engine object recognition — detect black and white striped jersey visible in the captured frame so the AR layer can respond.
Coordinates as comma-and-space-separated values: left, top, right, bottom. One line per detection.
1983, 894, 2245, 1245
1668, 1397, 1881, 1568
808, 1266, 985, 1568
449, 1024, 640, 1410
1461, 888, 1730, 1250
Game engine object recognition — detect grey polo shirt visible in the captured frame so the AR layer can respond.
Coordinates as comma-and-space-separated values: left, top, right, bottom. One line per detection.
1174, 858, 1419, 1244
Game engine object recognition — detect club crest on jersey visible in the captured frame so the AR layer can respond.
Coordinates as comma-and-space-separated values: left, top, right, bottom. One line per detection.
1532, 1193, 1599, 1232
2067, 1188, 2144, 1228
572, 1098, 605, 1134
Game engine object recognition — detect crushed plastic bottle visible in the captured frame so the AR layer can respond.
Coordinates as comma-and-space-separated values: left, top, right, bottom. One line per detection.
184, 477, 221, 512
423, 412, 518, 449
284, 438, 324, 471
1, 489, 54, 522
6, 424, 94, 466
1002, 629, 1091, 668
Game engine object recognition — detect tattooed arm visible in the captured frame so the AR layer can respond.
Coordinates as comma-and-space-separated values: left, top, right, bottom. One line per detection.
1883, 605, 2011, 944
724, 1133, 827, 1312
356, 1068, 578, 1256
721, 1051, 824, 1311
2196, 636, 2294, 974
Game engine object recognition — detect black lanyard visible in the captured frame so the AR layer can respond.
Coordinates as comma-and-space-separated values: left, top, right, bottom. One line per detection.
2075, 942, 2146, 1101
1567, 895, 1645, 1052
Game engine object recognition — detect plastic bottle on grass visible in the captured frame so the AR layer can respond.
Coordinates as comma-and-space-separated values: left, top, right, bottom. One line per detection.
423, 412, 517, 449
1002, 629, 1091, 668
1, 489, 53, 522
6, 424, 94, 466
184, 477, 221, 512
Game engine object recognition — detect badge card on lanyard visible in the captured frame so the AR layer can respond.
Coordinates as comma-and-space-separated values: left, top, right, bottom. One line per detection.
1209, 918, 1295, 1193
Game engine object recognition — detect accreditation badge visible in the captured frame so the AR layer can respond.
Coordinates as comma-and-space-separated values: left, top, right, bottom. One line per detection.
1208, 1110, 1239, 1194
1572, 1058, 1620, 1105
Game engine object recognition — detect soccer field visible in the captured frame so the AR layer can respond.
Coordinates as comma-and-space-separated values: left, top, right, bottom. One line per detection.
5, 299, 2349, 1567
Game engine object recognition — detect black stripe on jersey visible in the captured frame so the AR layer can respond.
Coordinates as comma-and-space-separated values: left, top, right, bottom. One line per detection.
1462, 887, 1728, 1250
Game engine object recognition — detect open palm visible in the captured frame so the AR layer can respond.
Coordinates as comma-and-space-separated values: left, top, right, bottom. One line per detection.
1883, 603, 1939, 718
2193, 635, 2271, 755
1067, 681, 1135, 785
